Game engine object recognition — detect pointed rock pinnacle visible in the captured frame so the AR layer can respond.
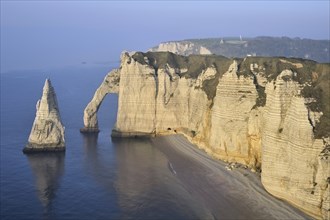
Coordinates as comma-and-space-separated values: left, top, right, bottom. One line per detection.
23, 79, 65, 153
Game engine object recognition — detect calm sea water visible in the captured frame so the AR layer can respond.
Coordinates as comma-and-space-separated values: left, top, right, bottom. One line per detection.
0, 67, 211, 220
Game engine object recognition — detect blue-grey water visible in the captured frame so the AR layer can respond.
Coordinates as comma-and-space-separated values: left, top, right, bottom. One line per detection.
0, 67, 212, 220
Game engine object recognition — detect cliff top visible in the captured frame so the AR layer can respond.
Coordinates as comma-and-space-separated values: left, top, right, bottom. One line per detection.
131, 52, 329, 86
132, 51, 232, 78
130, 51, 329, 138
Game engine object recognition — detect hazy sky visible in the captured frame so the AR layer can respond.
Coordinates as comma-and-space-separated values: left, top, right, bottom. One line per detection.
1, 1, 329, 72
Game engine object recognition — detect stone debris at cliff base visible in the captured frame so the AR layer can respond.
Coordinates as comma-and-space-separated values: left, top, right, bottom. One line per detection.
225, 162, 248, 171
23, 144, 65, 154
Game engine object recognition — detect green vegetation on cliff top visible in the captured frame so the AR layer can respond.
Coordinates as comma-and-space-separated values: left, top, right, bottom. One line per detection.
132, 51, 232, 100
132, 51, 329, 138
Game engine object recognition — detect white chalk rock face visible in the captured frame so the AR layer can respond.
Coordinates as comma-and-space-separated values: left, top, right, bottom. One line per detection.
150, 42, 211, 56
261, 72, 329, 219
83, 52, 330, 219
208, 61, 259, 166
24, 79, 65, 153
113, 52, 157, 137
81, 69, 120, 133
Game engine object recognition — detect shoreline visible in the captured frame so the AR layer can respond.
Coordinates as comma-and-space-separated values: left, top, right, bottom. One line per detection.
150, 134, 312, 220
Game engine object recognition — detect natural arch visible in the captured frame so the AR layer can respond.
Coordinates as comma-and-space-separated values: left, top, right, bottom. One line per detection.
80, 69, 120, 133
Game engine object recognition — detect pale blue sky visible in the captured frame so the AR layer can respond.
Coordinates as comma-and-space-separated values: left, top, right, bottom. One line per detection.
1, 1, 329, 72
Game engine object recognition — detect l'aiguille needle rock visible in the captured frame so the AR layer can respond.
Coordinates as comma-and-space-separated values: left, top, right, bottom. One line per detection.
23, 79, 65, 153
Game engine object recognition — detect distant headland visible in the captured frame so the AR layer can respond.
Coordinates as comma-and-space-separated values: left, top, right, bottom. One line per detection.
149, 36, 330, 63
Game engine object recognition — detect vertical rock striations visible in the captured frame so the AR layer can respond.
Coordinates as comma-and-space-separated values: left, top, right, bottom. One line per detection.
112, 52, 157, 137
83, 52, 330, 219
24, 79, 65, 153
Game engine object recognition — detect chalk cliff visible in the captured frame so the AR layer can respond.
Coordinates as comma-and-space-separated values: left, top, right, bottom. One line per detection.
24, 79, 65, 153
84, 52, 330, 219
81, 69, 120, 133
150, 36, 330, 63
149, 41, 212, 56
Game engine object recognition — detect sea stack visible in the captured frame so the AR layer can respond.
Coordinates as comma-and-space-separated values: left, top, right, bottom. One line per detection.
23, 79, 65, 153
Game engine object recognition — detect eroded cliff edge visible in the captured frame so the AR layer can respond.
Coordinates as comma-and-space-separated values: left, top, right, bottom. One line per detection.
83, 52, 330, 219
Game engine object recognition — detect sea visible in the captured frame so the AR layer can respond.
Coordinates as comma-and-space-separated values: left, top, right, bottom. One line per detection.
1, 65, 314, 220
0, 66, 212, 220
